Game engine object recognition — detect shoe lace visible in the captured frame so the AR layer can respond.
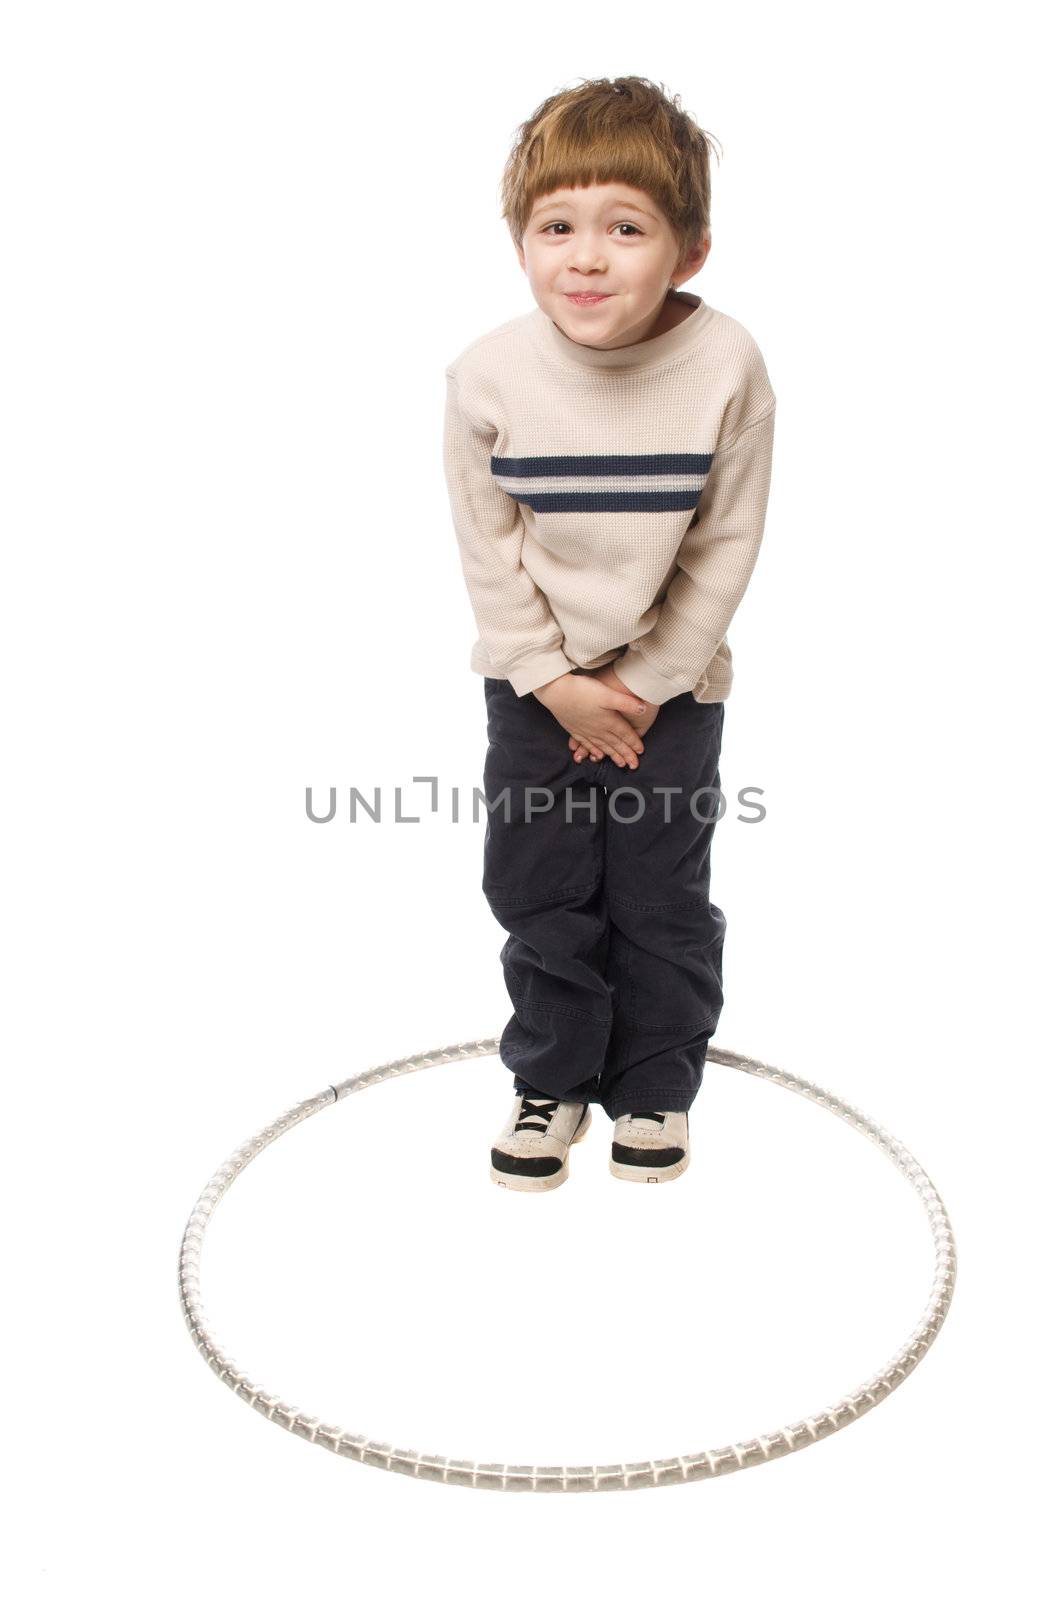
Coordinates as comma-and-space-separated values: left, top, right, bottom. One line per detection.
628, 1111, 667, 1126
515, 1093, 561, 1133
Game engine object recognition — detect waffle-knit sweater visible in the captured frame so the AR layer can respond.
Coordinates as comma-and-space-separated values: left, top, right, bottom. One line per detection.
442, 289, 776, 704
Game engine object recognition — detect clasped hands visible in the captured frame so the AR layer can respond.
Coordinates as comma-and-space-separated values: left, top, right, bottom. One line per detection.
533, 661, 661, 771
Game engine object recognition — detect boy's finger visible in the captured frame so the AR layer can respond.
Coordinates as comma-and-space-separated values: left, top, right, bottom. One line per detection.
608, 714, 644, 751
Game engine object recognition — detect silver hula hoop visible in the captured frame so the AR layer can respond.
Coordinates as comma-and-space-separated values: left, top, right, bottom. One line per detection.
178, 1039, 956, 1492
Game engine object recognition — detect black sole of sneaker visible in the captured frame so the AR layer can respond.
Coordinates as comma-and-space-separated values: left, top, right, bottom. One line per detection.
608, 1145, 689, 1183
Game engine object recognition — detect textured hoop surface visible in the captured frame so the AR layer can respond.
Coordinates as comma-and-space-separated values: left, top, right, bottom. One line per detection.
178, 1040, 956, 1491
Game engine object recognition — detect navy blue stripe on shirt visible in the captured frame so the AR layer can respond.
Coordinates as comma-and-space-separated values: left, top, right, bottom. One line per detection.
491, 452, 713, 478
505, 489, 705, 512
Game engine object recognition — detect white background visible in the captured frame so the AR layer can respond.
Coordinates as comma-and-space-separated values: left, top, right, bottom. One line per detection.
3, 1, 1059, 1593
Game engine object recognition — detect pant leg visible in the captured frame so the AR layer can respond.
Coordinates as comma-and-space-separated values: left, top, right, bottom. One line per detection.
597, 694, 726, 1120
481, 677, 612, 1104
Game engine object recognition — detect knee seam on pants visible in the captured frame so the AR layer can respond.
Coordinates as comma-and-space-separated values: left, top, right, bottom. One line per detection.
519, 1000, 612, 1024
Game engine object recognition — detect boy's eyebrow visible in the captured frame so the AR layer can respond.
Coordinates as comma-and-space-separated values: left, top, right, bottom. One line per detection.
530, 197, 658, 220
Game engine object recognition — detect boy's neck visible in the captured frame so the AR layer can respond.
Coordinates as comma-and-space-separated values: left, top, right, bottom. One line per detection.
648, 289, 698, 339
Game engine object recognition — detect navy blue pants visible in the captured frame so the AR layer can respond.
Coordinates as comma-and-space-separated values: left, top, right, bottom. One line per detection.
481, 676, 727, 1121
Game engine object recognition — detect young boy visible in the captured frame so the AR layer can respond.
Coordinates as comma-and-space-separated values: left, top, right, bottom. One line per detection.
442, 76, 776, 1191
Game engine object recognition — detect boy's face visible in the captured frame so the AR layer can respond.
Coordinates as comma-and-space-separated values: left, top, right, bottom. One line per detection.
516, 182, 709, 351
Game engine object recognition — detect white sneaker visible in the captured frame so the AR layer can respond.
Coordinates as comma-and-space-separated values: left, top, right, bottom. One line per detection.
609, 1110, 690, 1182
490, 1091, 592, 1191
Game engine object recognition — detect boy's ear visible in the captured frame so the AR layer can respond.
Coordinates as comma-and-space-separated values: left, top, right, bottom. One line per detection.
685, 234, 711, 269
514, 240, 526, 272
673, 233, 711, 288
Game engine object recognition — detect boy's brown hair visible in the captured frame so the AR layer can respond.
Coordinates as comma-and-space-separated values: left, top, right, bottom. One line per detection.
500, 76, 719, 257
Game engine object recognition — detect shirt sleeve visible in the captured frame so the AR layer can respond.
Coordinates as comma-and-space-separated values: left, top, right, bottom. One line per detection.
611, 401, 777, 705
442, 368, 574, 697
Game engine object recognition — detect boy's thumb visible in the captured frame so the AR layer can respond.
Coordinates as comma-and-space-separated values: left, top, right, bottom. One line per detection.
613, 690, 647, 714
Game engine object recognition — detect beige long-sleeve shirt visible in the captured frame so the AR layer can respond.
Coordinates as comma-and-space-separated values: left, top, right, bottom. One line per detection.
442, 290, 776, 704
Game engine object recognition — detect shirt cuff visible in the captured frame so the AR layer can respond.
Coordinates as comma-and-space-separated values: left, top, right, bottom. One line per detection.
611, 652, 687, 706
508, 649, 575, 698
